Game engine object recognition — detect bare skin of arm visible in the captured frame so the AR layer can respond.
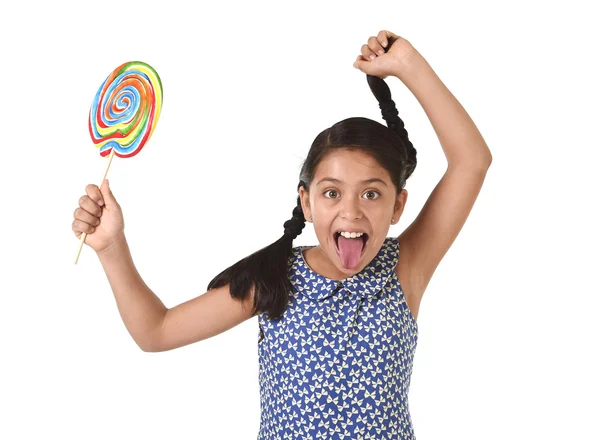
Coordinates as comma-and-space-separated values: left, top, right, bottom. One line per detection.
392, 48, 492, 315
97, 235, 256, 352
355, 31, 492, 319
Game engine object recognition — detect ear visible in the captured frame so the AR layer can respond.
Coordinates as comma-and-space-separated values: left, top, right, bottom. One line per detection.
394, 189, 408, 219
299, 185, 312, 222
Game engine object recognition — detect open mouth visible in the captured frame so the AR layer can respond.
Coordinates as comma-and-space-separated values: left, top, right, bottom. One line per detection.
333, 231, 368, 255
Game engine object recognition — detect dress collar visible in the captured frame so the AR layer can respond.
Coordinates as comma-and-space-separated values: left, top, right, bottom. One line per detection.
290, 237, 399, 301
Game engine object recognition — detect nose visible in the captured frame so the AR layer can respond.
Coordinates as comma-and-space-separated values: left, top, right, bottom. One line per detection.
340, 195, 363, 221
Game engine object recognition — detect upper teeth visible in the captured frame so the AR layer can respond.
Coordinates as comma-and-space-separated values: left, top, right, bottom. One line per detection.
338, 231, 364, 238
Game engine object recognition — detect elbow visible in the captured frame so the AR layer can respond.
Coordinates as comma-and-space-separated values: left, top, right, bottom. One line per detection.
139, 341, 153, 352
473, 145, 493, 170
139, 340, 162, 353
479, 153, 493, 169
477, 155, 493, 171
139, 311, 168, 352
484, 145, 493, 167
138, 339, 154, 352
137, 330, 163, 353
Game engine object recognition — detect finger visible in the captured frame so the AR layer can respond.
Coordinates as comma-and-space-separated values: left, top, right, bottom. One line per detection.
353, 55, 371, 72
86, 184, 104, 207
74, 207, 101, 226
378, 30, 389, 49
99, 179, 118, 208
72, 219, 96, 235
379, 29, 399, 49
361, 44, 377, 61
368, 36, 385, 56
78, 195, 103, 218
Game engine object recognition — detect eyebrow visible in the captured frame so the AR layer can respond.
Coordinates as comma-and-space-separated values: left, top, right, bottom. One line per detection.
316, 177, 388, 187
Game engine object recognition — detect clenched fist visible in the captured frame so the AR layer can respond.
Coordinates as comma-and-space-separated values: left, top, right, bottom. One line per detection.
353, 30, 419, 79
72, 179, 125, 254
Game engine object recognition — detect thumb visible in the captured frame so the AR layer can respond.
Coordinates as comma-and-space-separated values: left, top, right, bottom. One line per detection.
99, 179, 118, 207
353, 55, 377, 75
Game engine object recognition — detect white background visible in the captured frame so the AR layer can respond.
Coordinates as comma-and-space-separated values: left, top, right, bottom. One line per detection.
1, 0, 598, 438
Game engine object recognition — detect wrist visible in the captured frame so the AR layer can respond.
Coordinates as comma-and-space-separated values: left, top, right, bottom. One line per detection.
96, 234, 128, 259
391, 48, 429, 80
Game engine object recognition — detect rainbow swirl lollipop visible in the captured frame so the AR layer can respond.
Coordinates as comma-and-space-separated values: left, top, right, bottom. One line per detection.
75, 61, 163, 265
89, 61, 162, 158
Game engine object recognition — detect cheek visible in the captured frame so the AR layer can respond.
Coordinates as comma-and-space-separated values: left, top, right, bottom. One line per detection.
313, 222, 335, 242
311, 203, 332, 221
314, 224, 332, 238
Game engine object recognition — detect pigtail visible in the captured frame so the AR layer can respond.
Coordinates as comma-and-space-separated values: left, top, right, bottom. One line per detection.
207, 182, 307, 321
207, 43, 420, 321
366, 69, 417, 184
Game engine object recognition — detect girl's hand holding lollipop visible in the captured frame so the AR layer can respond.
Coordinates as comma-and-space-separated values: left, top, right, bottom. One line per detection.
72, 61, 162, 264
72, 179, 125, 255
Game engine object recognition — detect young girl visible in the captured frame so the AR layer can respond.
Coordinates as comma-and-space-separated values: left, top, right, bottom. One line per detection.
72, 30, 492, 439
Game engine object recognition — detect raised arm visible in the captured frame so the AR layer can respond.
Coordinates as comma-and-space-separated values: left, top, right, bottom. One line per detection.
97, 236, 256, 352
353, 31, 492, 309
393, 42, 492, 298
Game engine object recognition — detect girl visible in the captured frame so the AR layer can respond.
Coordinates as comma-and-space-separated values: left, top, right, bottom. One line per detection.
72, 30, 492, 439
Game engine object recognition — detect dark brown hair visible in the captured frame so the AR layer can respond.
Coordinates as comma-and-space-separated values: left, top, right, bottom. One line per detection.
207, 74, 417, 320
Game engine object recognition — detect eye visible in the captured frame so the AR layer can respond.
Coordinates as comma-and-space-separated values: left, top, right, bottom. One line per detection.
323, 190, 381, 200
363, 191, 380, 200
323, 189, 339, 199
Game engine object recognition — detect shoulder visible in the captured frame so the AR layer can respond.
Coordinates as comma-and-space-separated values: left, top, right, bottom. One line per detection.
289, 245, 303, 267
382, 236, 401, 264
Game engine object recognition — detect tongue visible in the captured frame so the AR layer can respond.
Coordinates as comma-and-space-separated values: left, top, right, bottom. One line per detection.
337, 236, 363, 268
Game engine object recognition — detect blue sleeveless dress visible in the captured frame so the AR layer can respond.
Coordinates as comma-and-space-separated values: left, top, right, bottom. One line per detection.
257, 236, 419, 439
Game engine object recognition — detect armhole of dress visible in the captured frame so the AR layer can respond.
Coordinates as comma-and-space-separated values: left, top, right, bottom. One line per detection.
389, 237, 411, 314
388, 236, 401, 270
258, 320, 265, 343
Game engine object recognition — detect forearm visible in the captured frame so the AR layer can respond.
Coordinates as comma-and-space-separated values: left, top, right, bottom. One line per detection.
393, 50, 493, 167
96, 235, 167, 351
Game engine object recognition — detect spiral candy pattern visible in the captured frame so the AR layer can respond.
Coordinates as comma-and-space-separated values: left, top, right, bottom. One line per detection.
89, 61, 162, 158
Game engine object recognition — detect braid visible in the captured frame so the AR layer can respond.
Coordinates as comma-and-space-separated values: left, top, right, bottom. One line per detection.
282, 182, 307, 240
366, 72, 417, 183
207, 182, 309, 321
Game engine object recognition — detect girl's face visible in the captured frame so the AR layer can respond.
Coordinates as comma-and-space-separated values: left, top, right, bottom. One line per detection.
299, 148, 407, 279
